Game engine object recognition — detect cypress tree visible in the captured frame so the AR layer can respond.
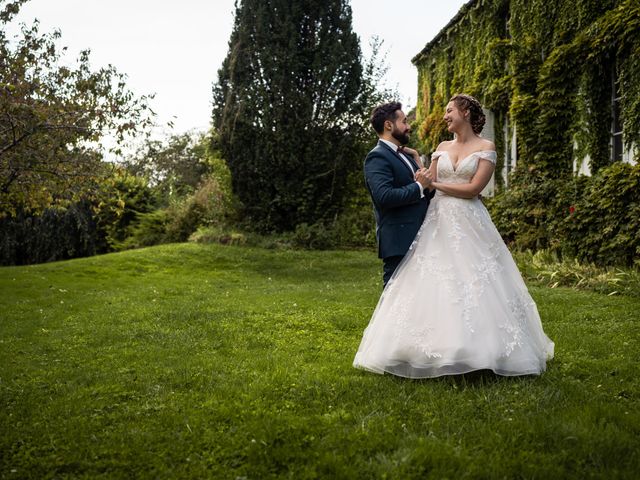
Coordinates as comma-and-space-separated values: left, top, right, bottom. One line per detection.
213, 0, 365, 232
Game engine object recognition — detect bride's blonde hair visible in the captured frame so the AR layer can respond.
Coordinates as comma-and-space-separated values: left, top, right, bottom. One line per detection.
450, 94, 486, 134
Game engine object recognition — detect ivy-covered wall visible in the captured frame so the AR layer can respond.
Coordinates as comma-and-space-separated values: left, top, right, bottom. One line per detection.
412, 0, 640, 182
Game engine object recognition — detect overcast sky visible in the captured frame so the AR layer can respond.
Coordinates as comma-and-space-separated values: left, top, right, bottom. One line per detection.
6, 0, 468, 137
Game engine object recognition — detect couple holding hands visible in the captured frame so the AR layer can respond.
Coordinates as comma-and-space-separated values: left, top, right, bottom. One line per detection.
353, 94, 554, 379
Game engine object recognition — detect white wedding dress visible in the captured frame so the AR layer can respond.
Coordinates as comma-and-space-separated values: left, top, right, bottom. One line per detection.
353, 150, 554, 378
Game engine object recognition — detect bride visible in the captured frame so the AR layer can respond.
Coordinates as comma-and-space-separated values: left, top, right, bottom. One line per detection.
353, 94, 554, 378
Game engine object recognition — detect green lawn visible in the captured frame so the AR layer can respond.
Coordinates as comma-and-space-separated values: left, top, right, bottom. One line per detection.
1, 244, 638, 479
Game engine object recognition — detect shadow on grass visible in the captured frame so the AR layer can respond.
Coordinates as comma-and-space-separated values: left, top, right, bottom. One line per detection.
382, 369, 540, 388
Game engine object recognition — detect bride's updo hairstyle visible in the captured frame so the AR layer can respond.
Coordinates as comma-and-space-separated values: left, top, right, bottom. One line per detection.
450, 94, 486, 135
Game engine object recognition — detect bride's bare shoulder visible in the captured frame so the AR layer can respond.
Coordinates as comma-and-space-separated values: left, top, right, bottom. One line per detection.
435, 140, 453, 152
479, 138, 496, 151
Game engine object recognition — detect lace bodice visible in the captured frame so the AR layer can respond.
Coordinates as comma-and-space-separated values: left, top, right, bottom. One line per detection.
431, 150, 497, 184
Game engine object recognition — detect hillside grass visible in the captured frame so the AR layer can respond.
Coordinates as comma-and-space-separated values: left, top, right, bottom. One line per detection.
1, 243, 639, 479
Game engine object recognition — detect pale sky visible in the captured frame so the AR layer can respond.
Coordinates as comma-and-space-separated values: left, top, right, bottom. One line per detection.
6, 0, 468, 138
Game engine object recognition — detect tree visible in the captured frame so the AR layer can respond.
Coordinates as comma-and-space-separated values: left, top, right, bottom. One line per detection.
213, 0, 367, 232
0, 0, 154, 217
124, 131, 211, 201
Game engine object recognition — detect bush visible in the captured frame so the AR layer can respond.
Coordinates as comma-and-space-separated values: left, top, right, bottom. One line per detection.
0, 201, 104, 265
512, 249, 640, 297
329, 206, 377, 249
292, 222, 337, 250
486, 170, 567, 251
94, 169, 157, 250
163, 196, 206, 243
0, 167, 157, 265
118, 210, 170, 250
189, 226, 247, 246
487, 162, 640, 267
559, 162, 640, 266
290, 202, 376, 250
119, 171, 240, 250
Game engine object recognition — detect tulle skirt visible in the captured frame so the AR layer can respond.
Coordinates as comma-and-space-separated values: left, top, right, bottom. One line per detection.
353, 194, 554, 378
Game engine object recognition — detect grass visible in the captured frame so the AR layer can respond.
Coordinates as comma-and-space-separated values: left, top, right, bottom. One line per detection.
1, 243, 639, 479
512, 249, 640, 297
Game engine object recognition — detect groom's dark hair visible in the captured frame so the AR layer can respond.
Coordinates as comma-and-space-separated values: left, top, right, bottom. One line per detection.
370, 102, 402, 134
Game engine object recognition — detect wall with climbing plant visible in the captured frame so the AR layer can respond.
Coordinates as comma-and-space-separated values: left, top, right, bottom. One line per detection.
412, 0, 640, 267
413, 0, 640, 178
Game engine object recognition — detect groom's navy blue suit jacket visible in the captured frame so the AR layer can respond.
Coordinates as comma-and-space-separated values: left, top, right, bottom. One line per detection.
364, 140, 432, 259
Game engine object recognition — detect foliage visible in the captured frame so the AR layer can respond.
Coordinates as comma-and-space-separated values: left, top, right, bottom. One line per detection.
291, 206, 376, 250
292, 222, 337, 250
512, 249, 640, 297
118, 209, 170, 250
486, 170, 569, 251
0, 165, 156, 265
124, 131, 212, 201
558, 161, 640, 266
213, 0, 379, 232
93, 166, 157, 250
487, 161, 640, 267
0, 0, 154, 217
189, 202, 375, 252
198, 135, 238, 227
1, 243, 639, 478
0, 125, 240, 264
117, 130, 239, 249
119, 192, 209, 249
413, 0, 640, 176
121, 160, 238, 250
413, 0, 510, 155
0, 200, 101, 265
189, 211, 375, 252
189, 225, 248, 246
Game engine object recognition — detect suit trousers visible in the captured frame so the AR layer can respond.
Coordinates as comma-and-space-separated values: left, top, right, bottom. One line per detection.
382, 255, 404, 288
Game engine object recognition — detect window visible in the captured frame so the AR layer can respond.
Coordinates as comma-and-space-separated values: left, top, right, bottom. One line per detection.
480, 108, 495, 197
612, 68, 623, 163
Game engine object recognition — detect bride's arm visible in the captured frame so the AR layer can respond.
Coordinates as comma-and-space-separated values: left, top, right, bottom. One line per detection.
428, 159, 438, 183
432, 160, 494, 199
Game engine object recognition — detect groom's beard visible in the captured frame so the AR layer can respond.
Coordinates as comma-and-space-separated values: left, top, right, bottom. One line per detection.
392, 128, 410, 145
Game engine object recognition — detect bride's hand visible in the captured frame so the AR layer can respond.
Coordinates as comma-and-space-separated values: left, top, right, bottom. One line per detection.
402, 146, 419, 158
401, 146, 423, 167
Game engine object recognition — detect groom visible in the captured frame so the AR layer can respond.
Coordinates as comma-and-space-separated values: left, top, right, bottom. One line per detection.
364, 102, 433, 287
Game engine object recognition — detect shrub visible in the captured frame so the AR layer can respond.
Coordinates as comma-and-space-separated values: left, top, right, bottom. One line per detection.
120, 169, 240, 250
487, 170, 568, 251
189, 226, 247, 246
93, 168, 157, 250
487, 162, 640, 267
118, 210, 170, 250
329, 206, 377, 249
292, 223, 337, 250
512, 249, 640, 297
290, 203, 376, 251
0, 201, 103, 265
559, 162, 640, 265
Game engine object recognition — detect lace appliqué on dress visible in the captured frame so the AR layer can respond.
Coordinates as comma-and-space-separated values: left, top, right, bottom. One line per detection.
499, 289, 537, 357
458, 243, 504, 333
390, 291, 441, 359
